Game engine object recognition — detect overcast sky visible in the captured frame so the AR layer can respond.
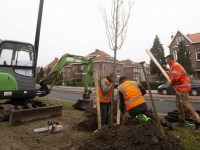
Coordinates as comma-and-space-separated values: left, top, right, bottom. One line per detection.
1, 0, 200, 67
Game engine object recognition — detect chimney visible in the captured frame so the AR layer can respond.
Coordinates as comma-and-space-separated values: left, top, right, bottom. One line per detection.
95, 49, 100, 52
187, 33, 189, 36
55, 57, 58, 60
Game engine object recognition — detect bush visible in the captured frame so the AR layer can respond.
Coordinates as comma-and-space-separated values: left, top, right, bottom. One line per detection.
69, 78, 77, 82
139, 81, 165, 90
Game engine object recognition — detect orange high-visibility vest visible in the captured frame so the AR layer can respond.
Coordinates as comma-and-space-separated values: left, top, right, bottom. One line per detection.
117, 80, 146, 110
169, 60, 191, 91
99, 78, 112, 103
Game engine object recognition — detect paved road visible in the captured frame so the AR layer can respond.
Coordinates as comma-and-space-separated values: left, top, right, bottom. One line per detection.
46, 91, 200, 114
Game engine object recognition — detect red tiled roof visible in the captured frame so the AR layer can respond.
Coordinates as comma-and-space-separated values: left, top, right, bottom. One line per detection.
186, 33, 200, 43
87, 49, 121, 62
121, 59, 150, 69
48, 58, 59, 69
121, 59, 140, 68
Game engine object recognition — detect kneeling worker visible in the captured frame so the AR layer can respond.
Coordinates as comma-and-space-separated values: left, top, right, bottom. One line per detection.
117, 76, 175, 130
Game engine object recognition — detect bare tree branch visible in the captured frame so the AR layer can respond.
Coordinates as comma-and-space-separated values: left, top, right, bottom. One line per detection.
99, 0, 135, 124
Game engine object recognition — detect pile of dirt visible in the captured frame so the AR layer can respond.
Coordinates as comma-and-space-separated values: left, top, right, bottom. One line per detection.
73, 106, 185, 150
76, 121, 185, 150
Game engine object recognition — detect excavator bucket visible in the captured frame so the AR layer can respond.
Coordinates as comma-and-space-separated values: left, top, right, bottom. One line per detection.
73, 98, 93, 110
9, 105, 63, 126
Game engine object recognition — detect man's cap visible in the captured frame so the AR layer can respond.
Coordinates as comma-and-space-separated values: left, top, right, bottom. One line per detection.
119, 76, 127, 83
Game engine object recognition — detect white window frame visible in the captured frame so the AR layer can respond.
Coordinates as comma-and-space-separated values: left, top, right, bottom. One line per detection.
173, 50, 178, 60
196, 48, 200, 61
134, 68, 137, 72
134, 75, 138, 81
176, 37, 183, 44
104, 64, 106, 70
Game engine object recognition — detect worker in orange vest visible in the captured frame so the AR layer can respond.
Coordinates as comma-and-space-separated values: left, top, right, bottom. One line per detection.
166, 55, 200, 133
118, 76, 175, 130
99, 73, 114, 125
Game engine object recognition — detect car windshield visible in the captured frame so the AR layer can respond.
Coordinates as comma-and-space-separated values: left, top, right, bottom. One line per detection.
191, 79, 199, 84
165, 83, 169, 85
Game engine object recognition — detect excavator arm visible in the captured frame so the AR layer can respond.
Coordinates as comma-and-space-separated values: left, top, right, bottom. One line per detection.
37, 53, 95, 99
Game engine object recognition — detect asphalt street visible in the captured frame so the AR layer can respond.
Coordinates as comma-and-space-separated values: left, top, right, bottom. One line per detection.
45, 90, 200, 114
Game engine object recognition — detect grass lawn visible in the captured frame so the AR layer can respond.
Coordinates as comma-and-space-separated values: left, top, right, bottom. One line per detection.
0, 97, 188, 149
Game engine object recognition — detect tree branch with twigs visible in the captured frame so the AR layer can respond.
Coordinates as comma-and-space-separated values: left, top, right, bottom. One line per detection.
99, 0, 135, 124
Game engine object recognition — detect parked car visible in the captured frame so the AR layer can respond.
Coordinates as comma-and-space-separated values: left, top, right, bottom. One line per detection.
157, 78, 200, 96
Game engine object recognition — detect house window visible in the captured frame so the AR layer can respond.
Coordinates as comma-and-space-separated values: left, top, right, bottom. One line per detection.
185, 50, 190, 55
68, 68, 70, 72
176, 37, 183, 44
138, 69, 140, 73
99, 76, 101, 80
72, 66, 74, 71
104, 64, 106, 69
196, 48, 200, 61
134, 75, 138, 81
100, 64, 102, 69
134, 68, 137, 72
173, 50, 178, 60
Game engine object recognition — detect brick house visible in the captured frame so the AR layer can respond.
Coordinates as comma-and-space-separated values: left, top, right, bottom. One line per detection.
168, 30, 200, 79
64, 49, 123, 82
87, 49, 123, 82
121, 59, 156, 82
44, 57, 59, 77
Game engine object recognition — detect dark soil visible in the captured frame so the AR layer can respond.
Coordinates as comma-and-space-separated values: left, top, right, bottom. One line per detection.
0, 106, 185, 150
68, 107, 185, 150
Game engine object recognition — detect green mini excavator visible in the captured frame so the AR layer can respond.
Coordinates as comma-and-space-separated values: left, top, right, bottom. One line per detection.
0, 0, 95, 126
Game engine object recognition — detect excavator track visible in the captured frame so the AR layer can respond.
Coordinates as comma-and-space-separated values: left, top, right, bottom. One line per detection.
0, 104, 15, 121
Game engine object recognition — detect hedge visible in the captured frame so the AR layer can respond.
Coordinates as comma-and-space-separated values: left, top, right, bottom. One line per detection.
51, 80, 165, 90
139, 81, 166, 90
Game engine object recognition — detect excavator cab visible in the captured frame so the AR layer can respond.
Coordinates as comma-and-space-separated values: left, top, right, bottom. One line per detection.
0, 0, 63, 126
0, 41, 36, 99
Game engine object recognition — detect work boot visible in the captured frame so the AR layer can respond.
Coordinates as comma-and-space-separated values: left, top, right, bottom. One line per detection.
174, 119, 186, 127
194, 123, 200, 134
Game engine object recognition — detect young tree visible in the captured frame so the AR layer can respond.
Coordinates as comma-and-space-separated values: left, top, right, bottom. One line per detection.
39, 67, 44, 78
150, 35, 167, 82
100, 0, 135, 124
177, 41, 194, 75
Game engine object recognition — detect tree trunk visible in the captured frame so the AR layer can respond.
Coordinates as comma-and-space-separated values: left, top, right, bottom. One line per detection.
110, 0, 118, 124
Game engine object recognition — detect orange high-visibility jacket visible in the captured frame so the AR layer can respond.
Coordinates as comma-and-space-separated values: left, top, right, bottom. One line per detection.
99, 78, 112, 103
169, 60, 191, 91
117, 80, 146, 110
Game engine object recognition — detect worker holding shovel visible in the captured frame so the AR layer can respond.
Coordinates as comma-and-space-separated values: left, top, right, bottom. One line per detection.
117, 76, 175, 130
165, 55, 200, 134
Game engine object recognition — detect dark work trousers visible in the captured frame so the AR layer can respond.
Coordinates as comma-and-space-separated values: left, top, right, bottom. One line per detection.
175, 91, 200, 123
100, 102, 110, 126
